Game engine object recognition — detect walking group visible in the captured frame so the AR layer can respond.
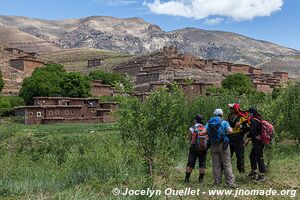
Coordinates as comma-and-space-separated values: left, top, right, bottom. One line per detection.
184, 104, 274, 188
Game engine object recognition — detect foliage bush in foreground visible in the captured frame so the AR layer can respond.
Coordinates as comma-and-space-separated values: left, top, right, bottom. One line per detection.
117, 85, 189, 180
117, 82, 300, 184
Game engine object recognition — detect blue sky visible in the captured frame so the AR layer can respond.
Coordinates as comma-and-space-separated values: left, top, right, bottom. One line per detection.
0, 0, 299, 50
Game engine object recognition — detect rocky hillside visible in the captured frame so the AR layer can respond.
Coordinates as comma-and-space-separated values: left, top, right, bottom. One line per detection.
0, 15, 299, 77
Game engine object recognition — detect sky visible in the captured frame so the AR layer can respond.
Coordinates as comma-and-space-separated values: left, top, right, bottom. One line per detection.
0, 0, 299, 50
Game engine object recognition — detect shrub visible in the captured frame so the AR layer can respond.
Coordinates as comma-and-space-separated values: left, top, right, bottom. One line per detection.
221, 73, 255, 95
117, 85, 189, 180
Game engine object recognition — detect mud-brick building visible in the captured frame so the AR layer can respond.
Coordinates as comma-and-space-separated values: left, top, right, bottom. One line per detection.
249, 67, 262, 75
14, 97, 118, 125
88, 59, 104, 67
149, 80, 213, 100
91, 80, 115, 97
228, 64, 251, 74
10, 57, 45, 72
253, 81, 273, 94
273, 71, 289, 83
4, 48, 24, 54
211, 62, 231, 75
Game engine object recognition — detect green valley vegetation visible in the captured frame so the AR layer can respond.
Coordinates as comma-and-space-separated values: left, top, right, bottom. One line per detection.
0, 72, 299, 199
19, 64, 91, 104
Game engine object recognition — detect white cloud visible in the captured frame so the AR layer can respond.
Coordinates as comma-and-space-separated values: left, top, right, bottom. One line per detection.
144, 0, 284, 21
95, 0, 138, 6
204, 17, 224, 25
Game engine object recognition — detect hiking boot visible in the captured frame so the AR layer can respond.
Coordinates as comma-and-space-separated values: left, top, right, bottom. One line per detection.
199, 177, 204, 183
256, 174, 266, 182
246, 171, 257, 179
184, 177, 190, 183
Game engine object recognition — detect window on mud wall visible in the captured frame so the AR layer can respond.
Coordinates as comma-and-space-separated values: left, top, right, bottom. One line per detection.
65, 110, 70, 115
71, 110, 75, 114
29, 112, 33, 117
37, 112, 42, 118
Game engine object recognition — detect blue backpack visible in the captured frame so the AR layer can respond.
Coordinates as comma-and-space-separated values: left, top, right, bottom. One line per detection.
208, 117, 227, 144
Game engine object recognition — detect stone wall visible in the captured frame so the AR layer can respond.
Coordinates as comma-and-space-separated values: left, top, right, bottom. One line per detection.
228, 64, 250, 74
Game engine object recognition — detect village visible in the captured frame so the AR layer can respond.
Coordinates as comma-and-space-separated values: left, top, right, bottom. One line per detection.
0, 46, 291, 125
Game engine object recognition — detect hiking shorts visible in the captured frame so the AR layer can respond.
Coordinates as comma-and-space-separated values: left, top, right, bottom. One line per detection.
187, 146, 207, 169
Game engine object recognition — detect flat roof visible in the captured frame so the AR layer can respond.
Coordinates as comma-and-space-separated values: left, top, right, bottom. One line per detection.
274, 71, 289, 74
10, 58, 45, 63
34, 97, 99, 100
15, 105, 83, 109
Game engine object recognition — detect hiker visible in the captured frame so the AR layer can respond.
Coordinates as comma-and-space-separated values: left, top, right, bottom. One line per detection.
227, 103, 249, 173
202, 109, 236, 188
246, 108, 266, 182
185, 114, 209, 183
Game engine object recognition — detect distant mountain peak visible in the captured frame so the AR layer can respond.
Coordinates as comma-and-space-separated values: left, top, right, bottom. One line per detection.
0, 15, 299, 77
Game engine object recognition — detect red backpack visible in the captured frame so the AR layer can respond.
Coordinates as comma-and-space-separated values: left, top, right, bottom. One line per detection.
253, 118, 275, 145
191, 124, 208, 150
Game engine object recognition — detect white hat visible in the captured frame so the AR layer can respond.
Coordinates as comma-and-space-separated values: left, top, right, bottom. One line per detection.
213, 109, 223, 116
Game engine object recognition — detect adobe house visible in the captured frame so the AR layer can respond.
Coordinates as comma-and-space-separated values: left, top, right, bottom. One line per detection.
88, 59, 104, 67
137, 73, 161, 84
228, 64, 251, 74
4, 47, 23, 54
273, 71, 289, 82
27, 52, 40, 59
212, 62, 231, 74
91, 80, 115, 97
15, 97, 118, 125
253, 82, 273, 94
204, 60, 214, 70
249, 67, 262, 75
10, 58, 45, 72
149, 81, 213, 100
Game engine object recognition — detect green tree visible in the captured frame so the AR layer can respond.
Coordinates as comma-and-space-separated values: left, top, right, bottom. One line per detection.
0, 70, 4, 93
221, 73, 254, 94
117, 85, 189, 179
20, 64, 66, 104
282, 83, 300, 146
60, 72, 91, 98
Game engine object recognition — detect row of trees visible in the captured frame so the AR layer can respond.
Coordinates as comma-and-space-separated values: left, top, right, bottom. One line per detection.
20, 64, 91, 104
19, 64, 132, 104
117, 79, 300, 180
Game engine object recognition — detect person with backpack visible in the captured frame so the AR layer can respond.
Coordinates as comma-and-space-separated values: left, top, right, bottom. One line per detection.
246, 108, 269, 182
202, 109, 236, 188
185, 114, 209, 183
227, 103, 249, 174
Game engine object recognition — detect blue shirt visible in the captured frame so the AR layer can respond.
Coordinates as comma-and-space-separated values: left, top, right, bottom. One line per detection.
205, 117, 231, 143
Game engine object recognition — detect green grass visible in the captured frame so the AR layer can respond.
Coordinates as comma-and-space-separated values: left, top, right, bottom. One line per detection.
0, 121, 299, 200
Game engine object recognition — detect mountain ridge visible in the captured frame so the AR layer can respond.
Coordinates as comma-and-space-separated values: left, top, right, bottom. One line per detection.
0, 15, 299, 78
